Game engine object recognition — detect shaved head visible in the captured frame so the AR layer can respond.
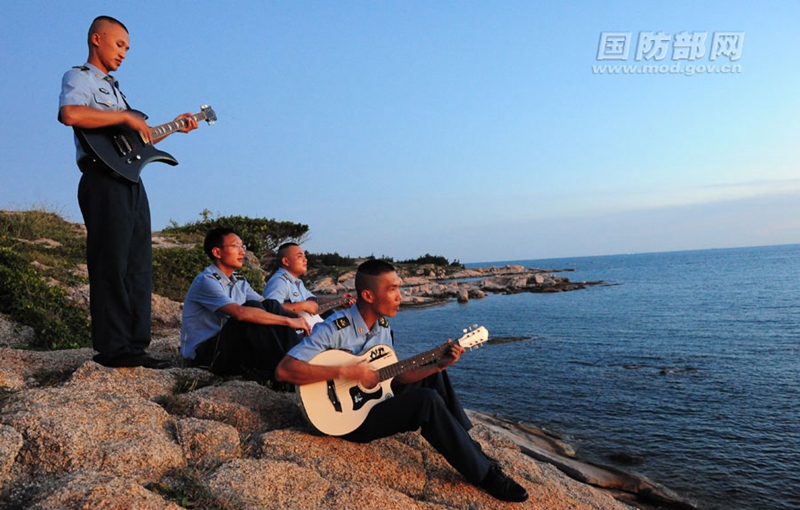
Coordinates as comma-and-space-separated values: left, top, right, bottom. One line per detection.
88, 15, 128, 47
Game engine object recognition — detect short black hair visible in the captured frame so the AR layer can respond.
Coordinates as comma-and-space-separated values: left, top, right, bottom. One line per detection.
204, 227, 238, 260
355, 259, 396, 296
276, 242, 300, 262
88, 16, 128, 45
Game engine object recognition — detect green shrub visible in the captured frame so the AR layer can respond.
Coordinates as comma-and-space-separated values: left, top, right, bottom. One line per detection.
399, 253, 451, 266
307, 252, 356, 268
152, 245, 266, 300
0, 246, 90, 350
152, 245, 210, 302
0, 209, 87, 286
163, 211, 309, 260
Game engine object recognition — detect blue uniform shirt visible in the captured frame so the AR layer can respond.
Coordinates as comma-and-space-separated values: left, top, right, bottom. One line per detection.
59, 62, 127, 160
263, 267, 316, 303
181, 264, 263, 359
287, 303, 392, 362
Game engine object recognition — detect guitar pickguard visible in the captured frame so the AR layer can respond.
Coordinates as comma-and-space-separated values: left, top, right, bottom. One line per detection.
349, 384, 386, 411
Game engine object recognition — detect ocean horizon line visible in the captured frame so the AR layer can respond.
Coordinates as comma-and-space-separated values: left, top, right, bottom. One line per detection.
466, 241, 800, 267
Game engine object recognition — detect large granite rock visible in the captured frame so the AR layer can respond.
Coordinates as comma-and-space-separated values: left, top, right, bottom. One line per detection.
0, 326, 681, 509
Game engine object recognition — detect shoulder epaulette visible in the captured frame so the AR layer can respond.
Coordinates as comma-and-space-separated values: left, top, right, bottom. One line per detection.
281, 272, 292, 281
232, 272, 246, 283
378, 317, 389, 328
72, 65, 90, 71
212, 272, 222, 281
333, 317, 351, 330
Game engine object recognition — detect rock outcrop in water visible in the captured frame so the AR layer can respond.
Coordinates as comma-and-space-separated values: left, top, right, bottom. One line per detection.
312, 264, 605, 307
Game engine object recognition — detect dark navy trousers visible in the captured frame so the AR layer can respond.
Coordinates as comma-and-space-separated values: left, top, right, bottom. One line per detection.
78, 162, 152, 357
194, 300, 302, 385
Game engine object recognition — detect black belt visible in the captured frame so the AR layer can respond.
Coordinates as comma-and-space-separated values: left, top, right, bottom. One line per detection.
78, 157, 130, 183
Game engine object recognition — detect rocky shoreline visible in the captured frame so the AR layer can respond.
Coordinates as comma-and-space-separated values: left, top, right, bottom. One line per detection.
0, 310, 697, 509
309, 264, 608, 307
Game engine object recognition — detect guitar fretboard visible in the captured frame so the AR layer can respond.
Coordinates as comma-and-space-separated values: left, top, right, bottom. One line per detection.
377, 343, 450, 382
149, 110, 212, 140
317, 296, 351, 315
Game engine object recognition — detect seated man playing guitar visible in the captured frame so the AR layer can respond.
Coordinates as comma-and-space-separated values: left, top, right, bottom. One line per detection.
262, 242, 354, 329
275, 259, 528, 502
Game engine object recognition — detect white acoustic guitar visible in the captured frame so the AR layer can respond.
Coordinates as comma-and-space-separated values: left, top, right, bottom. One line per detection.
299, 295, 353, 329
298, 325, 489, 436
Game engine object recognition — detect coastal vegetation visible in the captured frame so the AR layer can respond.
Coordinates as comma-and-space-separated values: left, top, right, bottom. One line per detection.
0, 208, 466, 349
0, 208, 90, 350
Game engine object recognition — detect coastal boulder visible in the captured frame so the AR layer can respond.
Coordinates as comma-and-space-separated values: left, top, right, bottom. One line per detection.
0, 425, 22, 483
26, 472, 181, 510
0, 346, 93, 392
167, 380, 304, 434
175, 417, 241, 465
205, 458, 330, 509
151, 294, 183, 329
1, 385, 184, 481
258, 429, 427, 498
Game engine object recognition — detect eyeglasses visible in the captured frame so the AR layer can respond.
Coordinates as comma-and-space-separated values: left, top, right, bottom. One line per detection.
222, 244, 247, 251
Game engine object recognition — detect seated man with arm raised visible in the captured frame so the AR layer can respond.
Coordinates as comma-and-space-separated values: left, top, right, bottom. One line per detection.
263, 242, 354, 329
181, 228, 311, 389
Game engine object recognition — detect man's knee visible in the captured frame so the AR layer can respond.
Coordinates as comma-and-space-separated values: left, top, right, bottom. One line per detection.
412, 387, 448, 419
243, 300, 265, 310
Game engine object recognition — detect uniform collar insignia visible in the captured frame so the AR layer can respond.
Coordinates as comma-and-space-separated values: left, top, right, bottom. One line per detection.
334, 317, 351, 330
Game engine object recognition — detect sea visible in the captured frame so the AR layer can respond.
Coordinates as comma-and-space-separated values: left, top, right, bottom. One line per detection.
388, 244, 799, 510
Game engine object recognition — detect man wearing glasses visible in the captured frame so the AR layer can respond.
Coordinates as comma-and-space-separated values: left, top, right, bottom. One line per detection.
181, 228, 311, 388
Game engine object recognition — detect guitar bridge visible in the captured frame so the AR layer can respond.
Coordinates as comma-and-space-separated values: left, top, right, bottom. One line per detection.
326, 380, 342, 413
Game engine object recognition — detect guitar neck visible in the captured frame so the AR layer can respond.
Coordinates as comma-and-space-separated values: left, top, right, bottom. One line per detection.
376, 342, 451, 382
149, 110, 210, 140
316, 296, 351, 316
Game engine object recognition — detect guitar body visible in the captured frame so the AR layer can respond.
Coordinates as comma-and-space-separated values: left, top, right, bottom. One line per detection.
298, 345, 399, 436
77, 112, 177, 183
300, 311, 325, 329
298, 296, 352, 332
75, 105, 216, 183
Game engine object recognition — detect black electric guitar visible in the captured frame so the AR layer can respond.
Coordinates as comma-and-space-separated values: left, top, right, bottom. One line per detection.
75, 104, 216, 183
297, 325, 489, 436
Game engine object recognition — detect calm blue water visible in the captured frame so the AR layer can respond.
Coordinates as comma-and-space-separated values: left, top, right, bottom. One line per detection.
390, 244, 800, 510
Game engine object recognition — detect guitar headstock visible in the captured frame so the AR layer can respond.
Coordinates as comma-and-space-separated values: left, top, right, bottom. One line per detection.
201, 104, 217, 125
456, 325, 489, 350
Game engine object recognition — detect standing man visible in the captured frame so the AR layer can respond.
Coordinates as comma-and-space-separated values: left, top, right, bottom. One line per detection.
59, 16, 198, 368
275, 260, 529, 502
263, 242, 354, 324
182, 228, 311, 387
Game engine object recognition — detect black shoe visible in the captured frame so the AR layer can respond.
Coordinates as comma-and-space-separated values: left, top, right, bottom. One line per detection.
138, 354, 172, 369
93, 352, 171, 369
94, 352, 141, 368
480, 466, 529, 502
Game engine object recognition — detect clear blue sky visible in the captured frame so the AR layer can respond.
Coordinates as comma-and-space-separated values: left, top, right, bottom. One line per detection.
2, 1, 798, 263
